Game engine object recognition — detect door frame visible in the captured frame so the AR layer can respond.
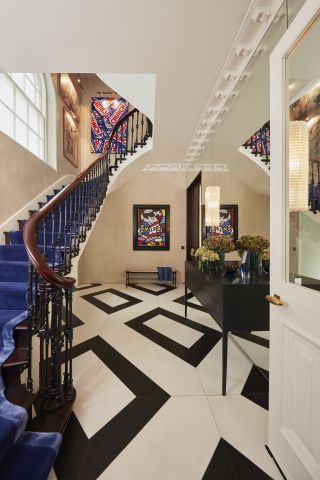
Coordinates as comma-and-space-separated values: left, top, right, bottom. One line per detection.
269, 1, 320, 479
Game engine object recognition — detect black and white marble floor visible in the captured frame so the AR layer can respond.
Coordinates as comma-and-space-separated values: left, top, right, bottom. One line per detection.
49, 283, 281, 480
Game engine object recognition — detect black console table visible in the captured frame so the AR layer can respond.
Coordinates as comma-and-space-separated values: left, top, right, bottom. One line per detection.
185, 260, 269, 395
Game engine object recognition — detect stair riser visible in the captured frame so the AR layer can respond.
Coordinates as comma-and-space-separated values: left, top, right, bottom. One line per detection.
0, 246, 60, 262
15, 329, 28, 348
8, 230, 72, 246
2, 366, 24, 387
0, 266, 28, 282
0, 292, 26, 310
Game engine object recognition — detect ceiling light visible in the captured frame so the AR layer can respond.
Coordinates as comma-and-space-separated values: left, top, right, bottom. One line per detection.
205, 186, 220, 227
289, 121, 309, 212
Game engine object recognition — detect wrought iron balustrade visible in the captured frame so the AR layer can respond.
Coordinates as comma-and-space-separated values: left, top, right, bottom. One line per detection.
242, 120, 270, 168
23, 108, 152, 418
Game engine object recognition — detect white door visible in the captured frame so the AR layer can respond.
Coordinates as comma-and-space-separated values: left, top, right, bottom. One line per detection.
269, 1, 320, 479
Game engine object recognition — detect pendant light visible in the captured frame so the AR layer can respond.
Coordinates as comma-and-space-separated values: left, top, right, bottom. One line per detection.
205, 133, 220, 227
289, 120, 309, 212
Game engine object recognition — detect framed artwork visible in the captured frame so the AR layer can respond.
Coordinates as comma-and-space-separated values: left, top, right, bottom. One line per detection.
202, 204, 238, 242
58, 74, 80, 123
133, 205, 170, 251
91, 97, 128, 154
63, 108, 78, 167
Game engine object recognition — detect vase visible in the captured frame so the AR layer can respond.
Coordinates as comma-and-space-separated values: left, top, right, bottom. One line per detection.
217, 250, 225, 270
249, 252, 261, 273
199, 259, 207, 272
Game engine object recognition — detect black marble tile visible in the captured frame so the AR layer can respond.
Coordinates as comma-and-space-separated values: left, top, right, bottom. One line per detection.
232, 331, 269, 349
128, 283, 176, 296
241, 366, 269, 410
126, 307, 222, 367
55, 336, 170, 480
203, 439, 273, 479
81, 288, 142, 314
61, 305, 84, 328
73, 283, 102, 292
173, 292, 206, 312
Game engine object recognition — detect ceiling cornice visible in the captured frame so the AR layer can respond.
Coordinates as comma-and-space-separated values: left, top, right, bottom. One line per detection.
185, 0, 284, 163
142, 163, 229, 172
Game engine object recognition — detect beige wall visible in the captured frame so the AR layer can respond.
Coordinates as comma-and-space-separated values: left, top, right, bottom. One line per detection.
78, 169, 270, 284
200, 170, 270, 261
78, 171, 187, 284
0, 74, 80, 225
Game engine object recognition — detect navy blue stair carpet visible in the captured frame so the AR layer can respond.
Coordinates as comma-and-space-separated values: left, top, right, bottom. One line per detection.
0, 186, 66, 479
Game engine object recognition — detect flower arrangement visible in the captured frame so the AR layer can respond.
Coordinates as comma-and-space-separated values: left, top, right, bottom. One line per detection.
203, 234, 235, 253
199, 249, 220, 263
193, 246, 219, 271
236, 235, 270, 257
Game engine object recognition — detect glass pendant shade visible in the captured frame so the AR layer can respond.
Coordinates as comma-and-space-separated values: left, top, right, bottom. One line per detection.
205, 186, 220, 227
289, 121, 309, 212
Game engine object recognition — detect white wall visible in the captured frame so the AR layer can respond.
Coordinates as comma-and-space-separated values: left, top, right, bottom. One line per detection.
97, 74, 156, 123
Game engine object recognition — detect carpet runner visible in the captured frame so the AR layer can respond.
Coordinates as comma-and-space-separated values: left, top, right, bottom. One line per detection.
0, 186, 65, 479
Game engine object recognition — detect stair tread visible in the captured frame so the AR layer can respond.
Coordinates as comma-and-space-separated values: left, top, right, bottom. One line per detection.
0, 282, 27, 291
0, 310, 25, 323
15, 319, 28, 330
3, 348, 28, 368
0, 260, 28, 266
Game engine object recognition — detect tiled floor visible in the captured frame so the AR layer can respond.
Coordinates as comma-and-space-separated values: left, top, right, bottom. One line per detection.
50, 283, 281, 480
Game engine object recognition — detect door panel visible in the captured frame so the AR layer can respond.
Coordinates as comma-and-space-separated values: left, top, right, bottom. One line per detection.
269, 1, 320, 478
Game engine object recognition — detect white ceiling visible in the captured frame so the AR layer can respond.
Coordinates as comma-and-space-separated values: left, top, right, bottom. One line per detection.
0, 0, 305, 195
0, 0, 252, 161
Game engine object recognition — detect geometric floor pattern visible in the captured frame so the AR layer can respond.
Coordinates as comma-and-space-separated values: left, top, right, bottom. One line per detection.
50, 283, 281, 480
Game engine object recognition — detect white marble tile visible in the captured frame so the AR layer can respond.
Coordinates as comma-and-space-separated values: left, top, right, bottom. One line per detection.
231, 335, 269, 372
99, 324, 206, 396
252, 330, 270, 340
73, 351, 135, 439
72, 323, 104, 347
111, 284, 160, 305
98, 396, 220, 480
197, 337, 252, 395
158, 299, 221, 331
207, 395, 282, 479
144, 314, 203, 348
188, 296, 203, 306
73, 295, 109, 324
99, 301, 160, 325
94, 291, 130, 308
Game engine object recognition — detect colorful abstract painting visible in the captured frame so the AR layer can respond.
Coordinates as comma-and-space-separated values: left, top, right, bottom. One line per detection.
133, 205, 170, 250
204, 204, 238, 242
91, 97, 128, 154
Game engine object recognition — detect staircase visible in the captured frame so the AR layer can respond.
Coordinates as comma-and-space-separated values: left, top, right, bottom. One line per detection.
0, 107, 152, 478
240, 120, 270, 174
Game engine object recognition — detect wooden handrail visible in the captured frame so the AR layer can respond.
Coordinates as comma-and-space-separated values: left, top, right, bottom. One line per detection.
23, 108, 138, 288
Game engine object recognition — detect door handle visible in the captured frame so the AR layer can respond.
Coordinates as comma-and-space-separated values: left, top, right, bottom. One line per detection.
266, 294, 284, 306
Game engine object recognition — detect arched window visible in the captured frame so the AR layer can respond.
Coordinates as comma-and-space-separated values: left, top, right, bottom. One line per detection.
0, 73, 46, 160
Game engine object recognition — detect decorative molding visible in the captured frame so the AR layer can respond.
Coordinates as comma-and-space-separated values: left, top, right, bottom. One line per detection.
184, 0, 284, 163
142, 163, 229, 172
